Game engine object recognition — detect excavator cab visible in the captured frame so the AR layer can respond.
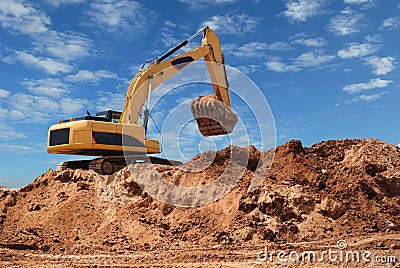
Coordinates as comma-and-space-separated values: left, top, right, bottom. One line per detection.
95, 110, 122, 123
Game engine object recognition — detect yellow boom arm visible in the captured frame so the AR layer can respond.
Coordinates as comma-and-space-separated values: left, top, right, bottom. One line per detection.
120, 26, 232, 125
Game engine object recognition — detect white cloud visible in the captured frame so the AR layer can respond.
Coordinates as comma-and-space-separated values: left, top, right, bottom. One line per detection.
291, 33, 326, 47
328, 12, 364, 36
344, 0, 365, 3
8, 109, 25, 119
365, 34, 382, 43
15, 93, 59, 112
158, 31, 183, 49
33, 31, 94, 61
21, 78, 68, 97
0, 0, 50, 34
0, 122, 26, 140
267, 42, 292, 51
163, 20, 177, 28
234, 65, 262, 74
0, 144, 34, 152
381, 17, 400, 30
295, 50, 335, 67
343, 78, 392, 94
283, 0, 327, 22
59, 97, 90, 114
1, 92, 90, 123
15, 51, 73, 75
0, 89, 10, 98
343, 0, 377, 8
86, 0, 152, 34
65, 70, 119, 83
150, 28, 198, 56
0, 88, 90, 124
201, 13, 261, 35
95, 91, 125, 112
223, 41, 291, 58
365, 56, 396, 75
0, 48, 15, 64
265, 50, 335, 73
265, 59, 299, 73
178, 0, 238, 9
223, 42, 268, 58
343, 0, 372, 4
348, 91, 389, 103
42, 0, 86, 7
338, 43, 377, 59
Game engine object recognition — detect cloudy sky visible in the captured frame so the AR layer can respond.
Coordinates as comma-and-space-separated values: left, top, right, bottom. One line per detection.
0, 0, 399, 187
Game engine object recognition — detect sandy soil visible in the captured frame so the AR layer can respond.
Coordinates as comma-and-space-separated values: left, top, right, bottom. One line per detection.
1, 138, 399, 267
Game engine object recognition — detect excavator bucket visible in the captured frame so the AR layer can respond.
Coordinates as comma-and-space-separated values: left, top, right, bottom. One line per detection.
190, 95, 238, 136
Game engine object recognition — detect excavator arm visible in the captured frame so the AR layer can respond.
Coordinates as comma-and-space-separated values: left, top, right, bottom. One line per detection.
120, 26, 237, 136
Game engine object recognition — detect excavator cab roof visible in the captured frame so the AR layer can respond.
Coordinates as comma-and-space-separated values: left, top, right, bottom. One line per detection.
58, 110, 122, 124
95, 110, 122, 123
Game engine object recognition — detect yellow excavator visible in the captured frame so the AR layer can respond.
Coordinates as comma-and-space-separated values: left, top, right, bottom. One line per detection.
47, 26, 238, 174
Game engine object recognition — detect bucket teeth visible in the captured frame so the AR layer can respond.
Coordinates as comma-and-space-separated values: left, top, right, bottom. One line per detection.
190, 95, 238, 136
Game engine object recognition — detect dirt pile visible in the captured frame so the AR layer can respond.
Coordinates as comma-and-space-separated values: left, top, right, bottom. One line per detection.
0, 138, 400, 257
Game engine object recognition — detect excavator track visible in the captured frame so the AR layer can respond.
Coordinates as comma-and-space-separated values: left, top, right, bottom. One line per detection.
191, 95, 238, 136
88, 156, 127, 175
56, 156, 182, 175
56, 160, 91, 171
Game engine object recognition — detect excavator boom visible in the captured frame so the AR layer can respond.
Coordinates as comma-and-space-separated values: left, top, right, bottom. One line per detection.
120, 26, 237, 136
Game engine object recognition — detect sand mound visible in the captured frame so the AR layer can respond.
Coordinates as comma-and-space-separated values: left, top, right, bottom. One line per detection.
0, 139, 399, 256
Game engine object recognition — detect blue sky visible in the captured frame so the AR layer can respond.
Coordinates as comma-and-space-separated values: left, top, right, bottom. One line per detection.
0, 0, 399, 187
